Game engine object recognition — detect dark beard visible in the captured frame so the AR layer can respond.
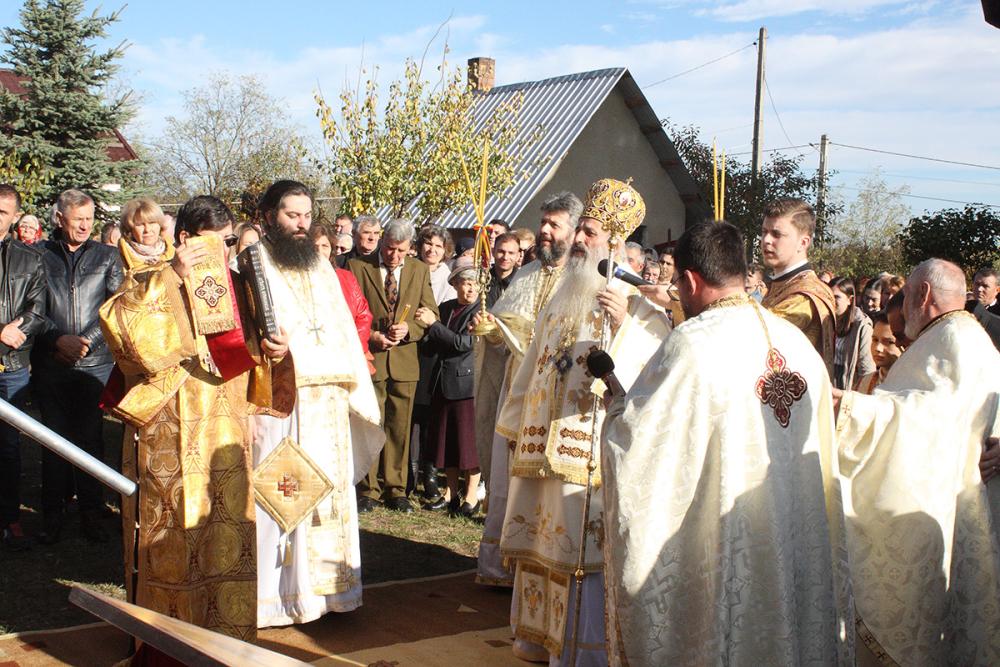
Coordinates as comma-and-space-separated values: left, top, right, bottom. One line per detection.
537, 237, 569, 266
267, 226, 319, 271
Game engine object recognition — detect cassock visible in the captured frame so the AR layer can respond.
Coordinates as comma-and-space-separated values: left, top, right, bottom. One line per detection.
253, 244, 384, 628
762, 263, 836, 374
836, 310, 1000, 666
476, 260, 565, 586
100, 240, 260, 642
601, 293, 852, 666
496, 277, 669, 661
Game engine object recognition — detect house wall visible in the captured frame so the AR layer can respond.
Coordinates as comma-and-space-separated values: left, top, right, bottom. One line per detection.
511, 87, 686, 246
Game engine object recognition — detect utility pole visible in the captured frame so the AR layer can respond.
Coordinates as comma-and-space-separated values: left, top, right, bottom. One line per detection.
750, 26, 767, 191
816, 134, 830, 239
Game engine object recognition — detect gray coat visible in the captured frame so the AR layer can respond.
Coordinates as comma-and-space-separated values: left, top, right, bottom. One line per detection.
833, 306, 875, 390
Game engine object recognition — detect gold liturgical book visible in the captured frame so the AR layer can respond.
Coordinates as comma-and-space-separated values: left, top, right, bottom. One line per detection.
182, 234, 236, 335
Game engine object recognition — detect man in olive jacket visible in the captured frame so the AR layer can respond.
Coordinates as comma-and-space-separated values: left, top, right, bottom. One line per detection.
349, 219, 437, 513
33, 189, 123, 544
0, 184, 47, 552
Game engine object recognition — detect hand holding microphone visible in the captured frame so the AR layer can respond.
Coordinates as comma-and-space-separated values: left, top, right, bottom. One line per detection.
586, 349, 625, 409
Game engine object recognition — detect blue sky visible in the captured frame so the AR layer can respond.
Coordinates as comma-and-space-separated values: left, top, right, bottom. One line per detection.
1, 0, 998, 214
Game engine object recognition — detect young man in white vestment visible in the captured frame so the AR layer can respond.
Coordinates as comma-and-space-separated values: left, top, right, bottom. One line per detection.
603, 221, 853, 667
475, 192, 580, 587
496, 179, 671, 665
833, 258, 1000, 667
249, 181, 384, 627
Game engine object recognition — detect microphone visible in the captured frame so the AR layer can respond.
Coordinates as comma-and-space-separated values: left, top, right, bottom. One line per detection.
586, 349, 625, 400
597, 260, 651, 287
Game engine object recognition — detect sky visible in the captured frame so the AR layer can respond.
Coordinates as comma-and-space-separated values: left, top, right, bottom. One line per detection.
1, 0, 998, 214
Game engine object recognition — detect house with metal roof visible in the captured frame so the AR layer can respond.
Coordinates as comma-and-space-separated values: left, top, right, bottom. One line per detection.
415, 58, 710, 246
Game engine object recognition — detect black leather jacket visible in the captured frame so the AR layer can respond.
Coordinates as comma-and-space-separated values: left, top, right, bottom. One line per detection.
35, 239, 123, 371
0, 238, 47, 372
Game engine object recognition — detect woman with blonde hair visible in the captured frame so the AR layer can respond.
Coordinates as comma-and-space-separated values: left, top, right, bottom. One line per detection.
118, 197, 169, 268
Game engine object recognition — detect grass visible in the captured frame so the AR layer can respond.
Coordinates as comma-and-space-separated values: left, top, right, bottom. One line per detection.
0, 406, 484, 634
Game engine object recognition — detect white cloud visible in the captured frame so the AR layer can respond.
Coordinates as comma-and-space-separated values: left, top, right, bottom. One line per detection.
703, 0, 913, 22
120, 6, 1000, 210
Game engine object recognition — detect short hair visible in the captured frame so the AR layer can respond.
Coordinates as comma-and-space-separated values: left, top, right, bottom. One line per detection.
494, 231, 519, 249
539, 191, 583, 227
336, 233, 353, 247
974, 267, 999, 282
17, 214, 39, 228
660, 247, 674, 257
0, 184, 21, 210
489, 218, 510, 232
829, 277, 856, 301
747, 262, 764, 276
674, 221, 747, 288
624, 241, 643, 254
383, 218, 415, 245
909, 258, 966, 300
100, 222, 119, 244
119, 198, 165, 239
870, 310, 889, 326
335, 213, 352, 223
354, 214, 381, 233
175, 196, 235, 242
513, 227, 535, 245
644, 247, 659, 263
56, 189, 94, 215
416, 223, 454, 257
258, 180, 312, 218
763, 197, 816, 237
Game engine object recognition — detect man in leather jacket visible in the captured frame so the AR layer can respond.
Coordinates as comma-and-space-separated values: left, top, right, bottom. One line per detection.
0, 184, 47, 552
33, 189, 123, 544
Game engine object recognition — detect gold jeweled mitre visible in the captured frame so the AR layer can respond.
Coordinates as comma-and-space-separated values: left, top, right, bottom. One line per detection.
581, 178, 646, 240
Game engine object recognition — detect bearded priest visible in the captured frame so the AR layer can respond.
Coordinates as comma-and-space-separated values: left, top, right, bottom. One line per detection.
249, 181, 384, 628
834, 258, 1000, 667
602, 221, 852, 666
496, 179, 671, 665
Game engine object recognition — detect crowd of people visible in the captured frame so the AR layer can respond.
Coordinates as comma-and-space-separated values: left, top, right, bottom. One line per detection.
0, 177, 998, 666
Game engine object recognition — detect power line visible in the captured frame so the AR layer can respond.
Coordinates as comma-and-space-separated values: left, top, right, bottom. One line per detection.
830, 142, 1000, 171
837, 185, 1000, 209
727, 144, 811, 157
835, 168, 1000, 189
643, 42, 756, 90
763, 75, 807, 158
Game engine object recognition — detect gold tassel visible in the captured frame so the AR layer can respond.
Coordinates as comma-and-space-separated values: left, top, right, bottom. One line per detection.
282, 539, 293, 567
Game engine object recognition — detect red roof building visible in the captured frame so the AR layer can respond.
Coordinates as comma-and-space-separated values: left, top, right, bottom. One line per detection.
0, 68, 138, 162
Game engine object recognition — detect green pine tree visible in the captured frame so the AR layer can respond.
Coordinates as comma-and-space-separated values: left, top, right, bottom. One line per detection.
0, 0, 136, 218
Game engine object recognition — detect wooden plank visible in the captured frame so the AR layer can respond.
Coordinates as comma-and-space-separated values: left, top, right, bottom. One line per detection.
68, 586, 311, 667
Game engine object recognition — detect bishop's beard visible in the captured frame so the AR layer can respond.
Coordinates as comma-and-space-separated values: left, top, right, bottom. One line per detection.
267, 225, 319, 271
545, 243, 605, 336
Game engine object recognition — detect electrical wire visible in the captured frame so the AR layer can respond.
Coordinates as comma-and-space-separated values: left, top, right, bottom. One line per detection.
836, 185, 1000, 209
830, 142, 1000, 171
763, 75, 808, 158
834, 169, 1000, 189
642, 42, 756, 90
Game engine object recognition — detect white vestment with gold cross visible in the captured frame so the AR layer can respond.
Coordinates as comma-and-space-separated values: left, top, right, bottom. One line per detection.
496, 277, 669, 656
253, 246, 384, 628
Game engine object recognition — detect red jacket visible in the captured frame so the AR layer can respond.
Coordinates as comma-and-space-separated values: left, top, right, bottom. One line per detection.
335, 267, 376, 374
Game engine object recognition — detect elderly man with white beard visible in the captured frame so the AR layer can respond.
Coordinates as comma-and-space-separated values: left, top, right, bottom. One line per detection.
833, 258, 1000, 667
495, 179, 671, 665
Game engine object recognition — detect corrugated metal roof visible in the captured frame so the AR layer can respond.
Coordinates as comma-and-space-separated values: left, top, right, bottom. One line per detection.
375, 66, 709, 229
377, 68, 626, 229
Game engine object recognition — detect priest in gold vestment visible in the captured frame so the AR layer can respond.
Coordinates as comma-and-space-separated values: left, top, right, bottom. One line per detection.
250, 181, 383, 628
101, 196, 263, 643
496, 180, 670, 664
835, 259, 1000, 667
475, 192, 577, 587
759, 198, 835, 373
602, 222, 852, 667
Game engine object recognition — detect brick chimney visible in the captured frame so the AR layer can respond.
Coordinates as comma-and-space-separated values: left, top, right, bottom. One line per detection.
467, 57, 495, 92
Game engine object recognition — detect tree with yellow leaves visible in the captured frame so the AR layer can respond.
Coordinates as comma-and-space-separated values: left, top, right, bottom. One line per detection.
0, 149, 48, 217
315, 56, 541, 221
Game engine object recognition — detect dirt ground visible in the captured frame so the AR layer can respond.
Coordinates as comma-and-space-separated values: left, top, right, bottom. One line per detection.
0, 406, 483, 634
